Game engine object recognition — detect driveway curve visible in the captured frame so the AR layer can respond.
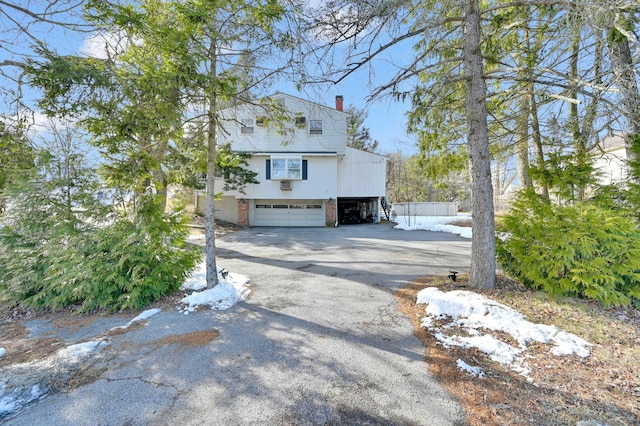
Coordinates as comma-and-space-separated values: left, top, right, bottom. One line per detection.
7, 223, 471, 425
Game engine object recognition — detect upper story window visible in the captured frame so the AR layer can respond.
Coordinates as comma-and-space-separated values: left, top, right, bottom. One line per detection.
309, 119, 322, 135
271, 157, 302, 180
294, 115, 306, 129
240, 119, 254, 134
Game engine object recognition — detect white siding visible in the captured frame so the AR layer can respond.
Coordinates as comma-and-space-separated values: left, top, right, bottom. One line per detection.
338, 147, 387, 197
215, 196, 238, 224
218, 94, 348, 155
215, 155, 338, 200
593, 147, 629, 185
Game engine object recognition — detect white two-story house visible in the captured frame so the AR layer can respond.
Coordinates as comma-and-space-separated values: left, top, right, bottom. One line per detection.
196, 92, 387, 227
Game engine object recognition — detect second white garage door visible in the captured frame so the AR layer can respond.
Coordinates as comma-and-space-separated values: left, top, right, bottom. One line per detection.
253, 200, 325, 227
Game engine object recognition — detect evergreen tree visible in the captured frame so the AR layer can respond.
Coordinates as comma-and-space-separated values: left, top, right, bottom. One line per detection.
0, 119, 35, 210
28, 0, 302, 289
345, 105, 379, 152
0, 123, 199, 312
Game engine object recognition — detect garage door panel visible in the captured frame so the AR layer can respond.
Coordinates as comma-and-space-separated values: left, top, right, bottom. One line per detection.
254, 200, 324, 227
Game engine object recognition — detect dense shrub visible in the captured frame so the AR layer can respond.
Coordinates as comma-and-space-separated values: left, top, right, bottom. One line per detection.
496, 190, 640, 307
0, 184, 200, 312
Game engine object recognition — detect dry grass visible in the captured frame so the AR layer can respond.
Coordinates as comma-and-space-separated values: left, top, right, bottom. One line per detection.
0, 320, 64, 367
395, 276, 640, 426
146, 329, 220, 348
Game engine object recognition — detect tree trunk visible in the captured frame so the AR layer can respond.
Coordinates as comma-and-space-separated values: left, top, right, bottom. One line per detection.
568, 35, 587, 202
463, 0, 495, 290
516, 95, 531, 190
205, 38, 219, 289
609, 29, 640, 180
151, 168, 168, 212
516, 24, 532, 191
530, 90, 548, 199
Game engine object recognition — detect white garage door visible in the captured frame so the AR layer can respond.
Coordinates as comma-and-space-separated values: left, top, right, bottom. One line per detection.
253, 200, 324, 227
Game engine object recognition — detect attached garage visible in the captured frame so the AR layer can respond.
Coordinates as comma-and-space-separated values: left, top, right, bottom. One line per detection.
253, 199, 325, 227
338, 197, 381, 225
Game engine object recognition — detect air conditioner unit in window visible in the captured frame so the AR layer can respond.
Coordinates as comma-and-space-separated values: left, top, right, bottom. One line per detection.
294, 116, 306, 128
280, 180, 292, 190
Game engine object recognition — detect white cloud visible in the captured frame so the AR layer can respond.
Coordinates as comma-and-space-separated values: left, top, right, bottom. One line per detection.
78, 31, 130, 60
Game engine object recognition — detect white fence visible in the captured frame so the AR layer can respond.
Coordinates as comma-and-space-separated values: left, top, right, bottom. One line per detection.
391, 202, 458, 217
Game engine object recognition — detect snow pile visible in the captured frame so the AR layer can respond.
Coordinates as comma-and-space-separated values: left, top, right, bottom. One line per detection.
393, 215, 472, 239
180, 262, 251, 313
418, 287, 591, 380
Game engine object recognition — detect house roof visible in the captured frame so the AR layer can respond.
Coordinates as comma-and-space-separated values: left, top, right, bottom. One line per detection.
216, 92, 350, 119
345, 146, 388, 161
268, 92, 351, 116
596, 135, 626, 153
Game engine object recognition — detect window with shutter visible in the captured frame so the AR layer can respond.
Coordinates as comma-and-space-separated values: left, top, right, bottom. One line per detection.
267, 157, 304, 180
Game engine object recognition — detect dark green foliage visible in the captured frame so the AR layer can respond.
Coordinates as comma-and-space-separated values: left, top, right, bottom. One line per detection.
497, 190, 640, 307
77, 198, 200, 311
215, 144, 258, 193
168, 141, 258, 193
345, 105, 379, 153
0, 165, 199, 313
0, 121, 35, 199
627, 133, 640, 182
529, 151, 596, 203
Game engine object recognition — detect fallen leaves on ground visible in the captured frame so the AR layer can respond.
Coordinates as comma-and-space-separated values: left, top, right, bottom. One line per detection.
395, 275, 640, 426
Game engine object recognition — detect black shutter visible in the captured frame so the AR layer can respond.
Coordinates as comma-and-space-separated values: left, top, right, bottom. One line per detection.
302, 160, 308, 180
266, 159, 271, 180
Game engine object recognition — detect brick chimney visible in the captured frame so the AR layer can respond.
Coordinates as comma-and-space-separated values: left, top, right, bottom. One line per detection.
335, 95, 344, 111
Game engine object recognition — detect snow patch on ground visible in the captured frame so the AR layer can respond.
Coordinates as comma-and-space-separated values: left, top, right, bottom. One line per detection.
393, 214, 472, 239
456, 359, 485, 378
418, 287, 591, 381
57, 340, 109, 361
180, 262, 251, 313
0, 348, 6, 358
0, 337, 108, 420
108, 308, 162, 333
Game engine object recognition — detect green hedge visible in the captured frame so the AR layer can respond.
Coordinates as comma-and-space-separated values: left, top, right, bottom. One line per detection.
497, 190, 640, 307
0, 194, 200, 313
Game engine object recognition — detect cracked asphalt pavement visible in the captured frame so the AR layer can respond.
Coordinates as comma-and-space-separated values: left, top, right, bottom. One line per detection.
5, 223, 472, 425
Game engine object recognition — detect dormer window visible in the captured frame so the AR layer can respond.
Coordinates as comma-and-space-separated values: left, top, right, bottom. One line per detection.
309, 119, 322, 135
240, 119, 254, 134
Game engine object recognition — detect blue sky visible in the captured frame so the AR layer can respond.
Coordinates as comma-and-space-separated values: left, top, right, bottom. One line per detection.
1, 3, 419, 157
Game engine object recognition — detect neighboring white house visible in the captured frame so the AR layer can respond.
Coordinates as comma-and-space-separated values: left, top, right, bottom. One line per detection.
195, 93, 387, 227
592, 134, 630, 186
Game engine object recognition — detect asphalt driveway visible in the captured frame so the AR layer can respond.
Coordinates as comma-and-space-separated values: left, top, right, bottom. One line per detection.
7, 222, 472, 425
